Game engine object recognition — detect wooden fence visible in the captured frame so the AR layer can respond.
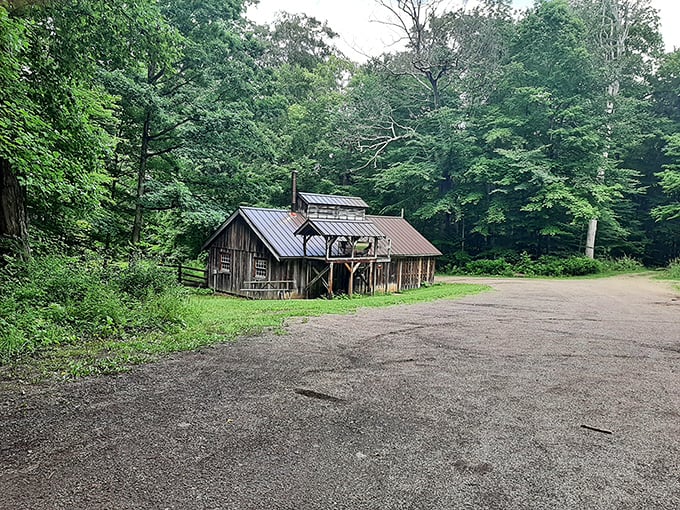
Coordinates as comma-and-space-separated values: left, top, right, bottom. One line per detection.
161, 263, 207, 288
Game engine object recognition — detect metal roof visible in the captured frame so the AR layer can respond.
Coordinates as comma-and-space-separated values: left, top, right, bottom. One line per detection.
368, 215, 442, 257
203, 207, 441, 259
298, 192, 369, 209
239, 207, 326, 259
294, 219, 385, 238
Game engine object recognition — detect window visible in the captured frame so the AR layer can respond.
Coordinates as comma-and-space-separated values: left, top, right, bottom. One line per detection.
219, 251, 231, 273
254, 258, 268, 280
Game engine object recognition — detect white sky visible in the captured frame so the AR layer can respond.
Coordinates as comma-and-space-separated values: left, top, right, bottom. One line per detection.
247, 0, 680, 62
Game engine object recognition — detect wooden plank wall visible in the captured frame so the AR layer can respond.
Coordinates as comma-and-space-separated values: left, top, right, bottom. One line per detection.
207, 216, 310, 299
206, 215, 438, 299
373, 257, 437, 293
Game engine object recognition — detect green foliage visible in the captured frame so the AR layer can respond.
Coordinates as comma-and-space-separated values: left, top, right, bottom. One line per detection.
600, 255, 646, 273
2, 0, 678, 275
1, 282, 487, 379
0, 256, 188, 361
445, 253, 612, 277
117, 260, 179, 299
464, 259, 514, 276
559, 256, 603, 276
652, 134, 680, 222
663, 259, 680, 280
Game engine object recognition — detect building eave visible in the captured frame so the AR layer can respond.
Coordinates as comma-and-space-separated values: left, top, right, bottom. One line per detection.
201, 207, 283, 262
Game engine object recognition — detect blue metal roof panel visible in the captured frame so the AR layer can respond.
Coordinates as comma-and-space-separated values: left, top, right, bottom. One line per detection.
240, 207, 328, 258
296, 219, 385, 238
298, 192, 369, 209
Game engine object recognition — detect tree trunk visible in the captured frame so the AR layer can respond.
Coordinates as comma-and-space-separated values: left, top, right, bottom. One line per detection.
428, 74, 441, 110
0, 158, 30, 259
585, 218, 597, 259
131, 111, 151, 245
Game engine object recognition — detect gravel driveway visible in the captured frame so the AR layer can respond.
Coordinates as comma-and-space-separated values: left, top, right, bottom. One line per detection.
1, 275, 679, 509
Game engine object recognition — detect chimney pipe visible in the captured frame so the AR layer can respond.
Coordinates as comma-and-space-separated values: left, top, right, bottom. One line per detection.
291, 170, 298, 212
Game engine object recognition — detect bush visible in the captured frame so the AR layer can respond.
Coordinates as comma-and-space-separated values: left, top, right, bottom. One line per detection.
439, 251, 472, 274
560, 256, 603, 276
0, 255, 188, 361
476, 248, 523, 264
464, 259, 513, 276
116, 260, 178, 299
665, 258, 680, 280
448, 252, 608, 277
600, 255, 645, 273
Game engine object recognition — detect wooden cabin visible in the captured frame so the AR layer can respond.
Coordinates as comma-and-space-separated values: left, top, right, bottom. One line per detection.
202, 191, 441, 299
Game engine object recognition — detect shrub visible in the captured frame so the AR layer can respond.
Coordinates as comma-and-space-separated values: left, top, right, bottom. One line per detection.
450, 253, 606, 277
115, 260, 178, 299
513, 252, 536, 275
560, 256, 603, 276
477, 248, 523, 265
439, 251, 472, 274
600, 255, 645, 273
464, 259, 513, 276
0, 255, 188, 362
530, 255, 564, 276
665, 258, 680, 280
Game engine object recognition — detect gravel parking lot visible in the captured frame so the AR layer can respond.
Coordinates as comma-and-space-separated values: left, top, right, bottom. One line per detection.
1, 275, 679, 509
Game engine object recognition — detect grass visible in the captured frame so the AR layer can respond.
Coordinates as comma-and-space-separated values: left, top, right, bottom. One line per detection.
0, 283, 488, 383
655, 259, 680, 291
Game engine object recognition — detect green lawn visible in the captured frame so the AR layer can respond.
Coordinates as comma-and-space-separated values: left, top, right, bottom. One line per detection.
3, 283, 488, 382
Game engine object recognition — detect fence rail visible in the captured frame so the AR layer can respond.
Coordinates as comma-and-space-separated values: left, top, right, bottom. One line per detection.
161, 263, 207, 288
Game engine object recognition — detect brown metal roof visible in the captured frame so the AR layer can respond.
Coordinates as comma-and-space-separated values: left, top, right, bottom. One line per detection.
298, 192, 369, 209
294, 219, 385, 238
368, 215, 442, 257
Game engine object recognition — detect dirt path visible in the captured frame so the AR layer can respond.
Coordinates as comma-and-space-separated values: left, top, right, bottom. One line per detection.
2, 275, 679, 509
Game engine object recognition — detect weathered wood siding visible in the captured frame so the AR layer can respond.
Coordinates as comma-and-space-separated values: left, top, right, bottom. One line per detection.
208, 217, 298, 298
206, 215, 438, 299
372, 257, 436, 293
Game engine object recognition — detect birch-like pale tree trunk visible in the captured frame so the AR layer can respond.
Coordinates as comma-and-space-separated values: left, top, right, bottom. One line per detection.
580, 0, 652, 258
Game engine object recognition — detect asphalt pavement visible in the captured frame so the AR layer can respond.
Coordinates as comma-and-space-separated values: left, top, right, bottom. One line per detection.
1, 275, 679, 509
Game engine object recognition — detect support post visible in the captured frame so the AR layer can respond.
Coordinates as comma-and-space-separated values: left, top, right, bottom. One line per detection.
348, 263, 354, 297
370, 262, 376, 295
328, 262, 334, 298
397, 260, 402, 292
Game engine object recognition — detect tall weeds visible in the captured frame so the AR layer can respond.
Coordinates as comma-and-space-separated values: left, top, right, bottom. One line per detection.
0, 256, 188, 361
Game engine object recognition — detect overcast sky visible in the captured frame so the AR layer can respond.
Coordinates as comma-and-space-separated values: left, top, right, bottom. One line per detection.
247, 0, 680, 62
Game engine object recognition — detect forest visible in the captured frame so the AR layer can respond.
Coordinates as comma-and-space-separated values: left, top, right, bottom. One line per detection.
2, 0, 680, 365
1, 0, 679, 266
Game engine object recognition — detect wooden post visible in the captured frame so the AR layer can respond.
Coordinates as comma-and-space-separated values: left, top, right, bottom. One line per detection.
418, 258, 423, 288
178, 262, 182, 284
370, 262, 376, 295
397, 260, 402, 292
348, 263, 354, 297
328, 262, 334, 298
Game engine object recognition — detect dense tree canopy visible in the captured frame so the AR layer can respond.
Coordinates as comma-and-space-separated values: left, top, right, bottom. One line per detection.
1, 0, 678, 265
